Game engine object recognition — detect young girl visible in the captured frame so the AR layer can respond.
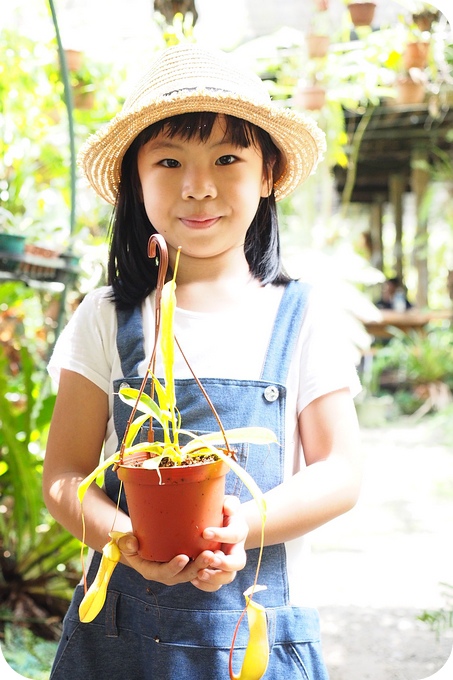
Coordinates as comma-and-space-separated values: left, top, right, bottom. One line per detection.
43, 44, 362, 679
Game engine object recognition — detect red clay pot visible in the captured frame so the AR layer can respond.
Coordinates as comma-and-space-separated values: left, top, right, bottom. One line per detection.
64, 49, 83, 72
306, 34, 330, 59
347, 2, 376, 27
403, 42, 430, 70
295, 85, 326, 110
394, 77, 426, 105
117, 454, 230, 562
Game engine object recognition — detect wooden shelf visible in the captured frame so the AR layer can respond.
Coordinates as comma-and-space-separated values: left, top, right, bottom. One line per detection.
0, 249, 79, 287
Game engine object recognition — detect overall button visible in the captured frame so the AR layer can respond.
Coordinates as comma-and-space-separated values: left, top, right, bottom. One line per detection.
264, 385, 279, 402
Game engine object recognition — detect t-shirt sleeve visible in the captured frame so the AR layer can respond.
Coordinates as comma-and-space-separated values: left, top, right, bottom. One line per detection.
47, 287, 117, 394
297, 287, 362, 413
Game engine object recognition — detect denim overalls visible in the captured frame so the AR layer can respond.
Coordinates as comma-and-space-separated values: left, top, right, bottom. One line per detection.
50, 281, 329, 680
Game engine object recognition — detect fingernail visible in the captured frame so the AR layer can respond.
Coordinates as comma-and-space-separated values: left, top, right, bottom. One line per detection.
126, 538, 136, 551
204, 530, 215, 539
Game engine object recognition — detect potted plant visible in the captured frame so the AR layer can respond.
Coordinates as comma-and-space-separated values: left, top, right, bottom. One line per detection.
403, 38, 430, 69
306, 5, 331, 59
295, 83, 327, 110
394, 67, 428, 104
77, 234, 275, 678
347, 2, 377, 28
0, 207, 27, 257
64, 48, 84, 72
411, 3, 440, 32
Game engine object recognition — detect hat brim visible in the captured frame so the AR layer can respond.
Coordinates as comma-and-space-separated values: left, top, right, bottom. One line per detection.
79, 88, 326, 204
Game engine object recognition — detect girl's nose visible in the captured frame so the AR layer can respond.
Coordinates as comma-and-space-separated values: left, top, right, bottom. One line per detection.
181, 168, 217, 200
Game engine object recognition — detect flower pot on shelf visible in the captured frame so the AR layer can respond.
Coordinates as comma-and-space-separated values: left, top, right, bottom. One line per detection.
412, 10, 440, 33
64, 49, 83, 72
306, 34, 330, 59
403, 41, 430, 70
394, 76, 426, 105
117, 453, 230, 562
0, 233, 26, 255
72, 85, 95, 110
0, 233, 26, 273
347, 2, 376, 27
295, 85, 326, 110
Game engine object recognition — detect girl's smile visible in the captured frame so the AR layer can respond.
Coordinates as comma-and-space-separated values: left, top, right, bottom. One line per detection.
137, 116, 270, 263
179, 215, 221, 230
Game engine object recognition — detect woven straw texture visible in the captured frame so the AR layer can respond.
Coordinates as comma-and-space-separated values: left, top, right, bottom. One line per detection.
79, 44, 326, 204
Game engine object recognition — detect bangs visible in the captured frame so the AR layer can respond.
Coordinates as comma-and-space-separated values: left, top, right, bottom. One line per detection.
136, 112, 261, 149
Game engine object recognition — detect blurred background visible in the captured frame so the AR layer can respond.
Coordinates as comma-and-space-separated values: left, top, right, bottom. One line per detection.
1, 1, 453, 678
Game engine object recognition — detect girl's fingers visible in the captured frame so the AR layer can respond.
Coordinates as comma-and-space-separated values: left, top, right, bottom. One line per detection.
203, 495, 248, 546
116, 532, 139, 556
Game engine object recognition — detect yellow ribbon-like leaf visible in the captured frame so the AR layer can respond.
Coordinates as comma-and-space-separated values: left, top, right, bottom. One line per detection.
229, 585, 269, 680
77, 452, 120, 504
179, 427, 278, 455
78, 534, 123, 623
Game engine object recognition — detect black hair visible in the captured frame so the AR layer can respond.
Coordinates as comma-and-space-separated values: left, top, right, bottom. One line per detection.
107, 111, 292, 309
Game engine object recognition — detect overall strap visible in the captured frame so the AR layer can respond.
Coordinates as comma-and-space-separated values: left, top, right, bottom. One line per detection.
116, 306, 146, 377
260, 280, 311, 384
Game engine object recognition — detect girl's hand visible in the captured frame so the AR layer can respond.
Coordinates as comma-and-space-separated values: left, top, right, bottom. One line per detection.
116, 495, 248, 591
192, 495, 248, 591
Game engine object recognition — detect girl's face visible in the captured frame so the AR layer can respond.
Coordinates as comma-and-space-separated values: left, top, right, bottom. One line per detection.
136, 116, 271, 264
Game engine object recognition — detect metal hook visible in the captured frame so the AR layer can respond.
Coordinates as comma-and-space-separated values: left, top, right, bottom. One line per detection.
146, 234, 169, 444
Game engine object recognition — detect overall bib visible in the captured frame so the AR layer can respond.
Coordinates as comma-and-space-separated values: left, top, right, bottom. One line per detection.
50, 281, 329, 680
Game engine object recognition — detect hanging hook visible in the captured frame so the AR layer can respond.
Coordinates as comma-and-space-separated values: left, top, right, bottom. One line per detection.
117, 235, 169, 464
146, 234, 169, 444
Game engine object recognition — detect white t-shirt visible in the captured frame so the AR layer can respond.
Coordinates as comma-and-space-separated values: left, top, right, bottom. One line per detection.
48, 281, 361, 605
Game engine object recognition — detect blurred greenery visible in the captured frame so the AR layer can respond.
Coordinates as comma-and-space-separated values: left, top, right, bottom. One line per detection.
2, 622, 57, 679
0, 341, 82, 641
371, 323, 453, 390
0, 26, 123, 258
0, 2, 452, 658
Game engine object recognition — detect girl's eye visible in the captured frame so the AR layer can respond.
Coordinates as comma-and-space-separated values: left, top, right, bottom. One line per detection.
216, 154, 237, 166
160, 158, 180, 168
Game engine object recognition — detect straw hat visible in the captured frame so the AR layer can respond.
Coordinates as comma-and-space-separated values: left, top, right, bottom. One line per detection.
79, 43, 326, 204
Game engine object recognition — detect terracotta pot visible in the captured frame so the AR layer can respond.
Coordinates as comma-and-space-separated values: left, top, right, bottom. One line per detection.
394, 77, 425, 105
24, 243, 60, 258
295, 85, 326, 110
403, 42, 430, 70
412, 11, 439, 33
72, 85, 95, 110
306, 34, 330, 59
117, 454, 230, 561
64, 49, 83, 72
347, 2, 376, 27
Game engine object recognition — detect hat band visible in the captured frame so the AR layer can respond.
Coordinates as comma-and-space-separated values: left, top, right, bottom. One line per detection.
162, 86, 234, 98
